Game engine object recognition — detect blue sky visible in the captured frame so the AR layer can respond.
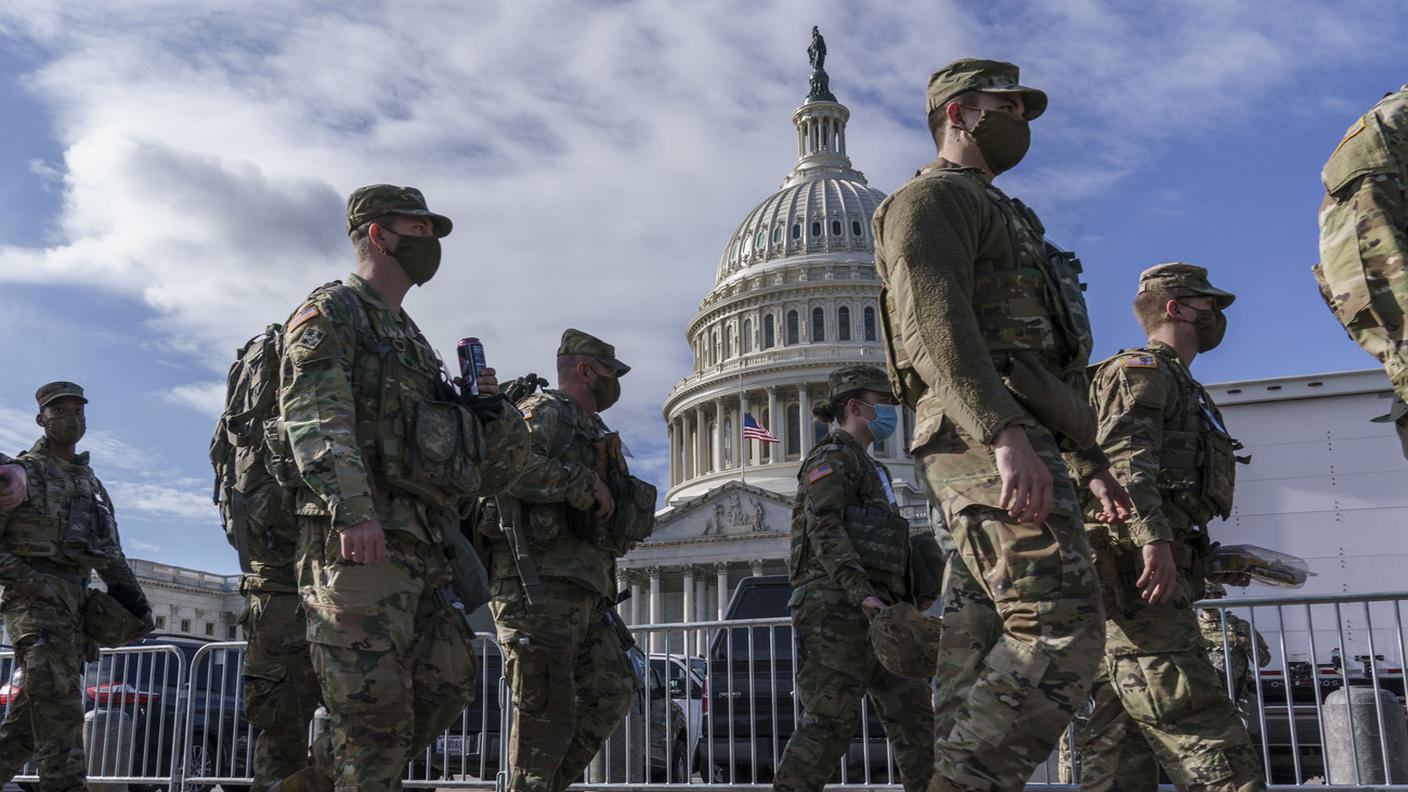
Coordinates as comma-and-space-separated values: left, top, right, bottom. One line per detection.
0, 1, 1404, 573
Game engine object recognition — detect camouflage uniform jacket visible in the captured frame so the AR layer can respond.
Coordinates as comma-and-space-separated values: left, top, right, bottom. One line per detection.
0, 438, 149, 615
1315, 85, 1408, 394
1088, 342, 1238, 551
279, 273, 525, 541
497, 389, 616, 597
789, 429, 908, 607
1199, 609, 1270, 692
872, 158, 1106, 520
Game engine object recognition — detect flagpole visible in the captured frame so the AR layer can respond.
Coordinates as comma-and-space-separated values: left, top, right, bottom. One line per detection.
738, 366, 747, 485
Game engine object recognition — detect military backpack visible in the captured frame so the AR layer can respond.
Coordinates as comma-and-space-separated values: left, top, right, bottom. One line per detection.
209, 282, 366, 574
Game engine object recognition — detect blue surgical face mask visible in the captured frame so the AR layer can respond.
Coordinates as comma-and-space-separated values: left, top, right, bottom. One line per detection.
866, 403, 898, 442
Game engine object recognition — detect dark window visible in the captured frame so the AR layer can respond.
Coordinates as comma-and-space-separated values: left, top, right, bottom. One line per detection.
772, 227, 781, 243
831, 220, 842, 236
811, 307, 825, 343
155, 615, 167, 629
791, 223, 800, 240
852, 220, 863, 236
764, 315, 775, 349
786, 403, 801, 456
228, 625, 238, 640
864, 306, 877, 341
786, 310, 799, 345
874, 436, 888, 455
180, 619, 191, 634
725, 330, 733, 359
205, 623, 215, 636
811, 221, 822, 237
838, 306, 851, 341
743, 318, 753, 353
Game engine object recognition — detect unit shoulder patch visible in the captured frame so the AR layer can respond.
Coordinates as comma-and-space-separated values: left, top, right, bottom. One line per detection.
296, 326, 326, 351
1122, 355, 1159, 369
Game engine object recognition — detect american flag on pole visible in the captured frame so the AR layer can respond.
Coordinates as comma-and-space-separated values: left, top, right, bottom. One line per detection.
743, 413, 779, 443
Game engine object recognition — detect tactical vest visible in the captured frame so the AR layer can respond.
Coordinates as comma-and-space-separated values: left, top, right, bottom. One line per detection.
791, 434, 910, 598
975, 186, 1094, 377
3, 444, 123, 569
1148, 351, 1239, 523
278, 282, 484, 515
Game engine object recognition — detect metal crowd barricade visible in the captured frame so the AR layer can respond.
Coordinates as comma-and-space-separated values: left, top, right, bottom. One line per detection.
4, 588, 1400, 791
0, 642, 188, 791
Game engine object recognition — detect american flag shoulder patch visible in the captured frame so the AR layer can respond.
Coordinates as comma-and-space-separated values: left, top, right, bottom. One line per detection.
1123, 355, 1158, 369
288, 303, 321, 332
807, 463, 835, 483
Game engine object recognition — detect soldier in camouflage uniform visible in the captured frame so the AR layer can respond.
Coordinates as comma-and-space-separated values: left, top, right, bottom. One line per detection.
486, 329, 640, 792
1315, 85, 1408, 456
1199, 583, 1270, 739
0, 382, 155, 792
239, 517, 320, 792
275, 185, 528, 792
1080, 263, 1265, 792
873, 59, 1130, 792
774, 366, 940, 792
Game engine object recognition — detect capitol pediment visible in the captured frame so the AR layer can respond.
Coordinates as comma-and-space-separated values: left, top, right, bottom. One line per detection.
647, 480, 792, 545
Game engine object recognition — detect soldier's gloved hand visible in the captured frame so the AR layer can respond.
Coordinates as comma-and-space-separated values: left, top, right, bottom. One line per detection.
592, 476, 615, 521
0, 464, 28, 510
341, 519, 388, 565
1087, 469, 1133, 524
1137, 540, 1176, 604
993, 425, 1053, 525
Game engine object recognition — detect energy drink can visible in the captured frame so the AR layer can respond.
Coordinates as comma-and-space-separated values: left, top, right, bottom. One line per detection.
457, 337, 487, 398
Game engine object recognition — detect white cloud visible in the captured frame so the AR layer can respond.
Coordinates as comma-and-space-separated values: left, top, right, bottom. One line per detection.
0, 0, 1402, 486
106, 479, 215, 522
162, 381, 227, 416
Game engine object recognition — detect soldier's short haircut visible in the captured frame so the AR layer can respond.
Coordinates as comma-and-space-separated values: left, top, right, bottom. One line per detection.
1134, 287, 1186, 334
927, 90, 977, 143
814, 388, 869, 425
350, 216, 393, 260
556, 354, 594, 382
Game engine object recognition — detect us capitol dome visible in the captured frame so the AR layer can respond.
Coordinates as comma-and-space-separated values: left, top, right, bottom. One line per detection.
658, 34, 926, 514
615, 31, 931, 635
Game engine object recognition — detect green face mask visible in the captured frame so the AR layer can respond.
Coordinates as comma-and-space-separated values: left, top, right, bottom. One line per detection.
382, 229, 442, 286
960, 106, 1031, 174
1178, 301, 1227, 352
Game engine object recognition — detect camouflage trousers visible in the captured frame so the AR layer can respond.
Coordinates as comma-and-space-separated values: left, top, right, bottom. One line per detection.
490, 576, 634, 792
0, 575, 89, 792
240, 586, 320, 792
774, 584, 934, 792
1082, 621, 1264, 791
297, 519, 477, 792
928, 504, 1105, 792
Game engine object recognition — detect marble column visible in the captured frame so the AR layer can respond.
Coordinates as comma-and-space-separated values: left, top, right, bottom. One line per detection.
696, 404, 708, 474
766, 386, 779, 464
713, 397, 725, 471
681, 566, 695, 654
896, 407, 908, 457
682, 413, 694, 481
715, 561, 729, 619
799, 383, 813, 455
628, 570, 642, 626
737, 394, 747, 472
670, 418, 681, 485
648, 566, 662, 652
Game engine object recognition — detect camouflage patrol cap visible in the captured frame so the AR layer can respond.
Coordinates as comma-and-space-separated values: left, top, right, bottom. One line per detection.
35, 381, 87, 409
1204, 582, 1228, 599
558, 328, 630, 376
346, 184, 453, 238
868, 602, 942, 679
1137, 262, 1236, 308
926, 58, 1047, 121
826, 366, 894, 402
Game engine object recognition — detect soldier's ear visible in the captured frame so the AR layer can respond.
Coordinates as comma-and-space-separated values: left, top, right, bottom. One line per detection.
35, 412, 43, 427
